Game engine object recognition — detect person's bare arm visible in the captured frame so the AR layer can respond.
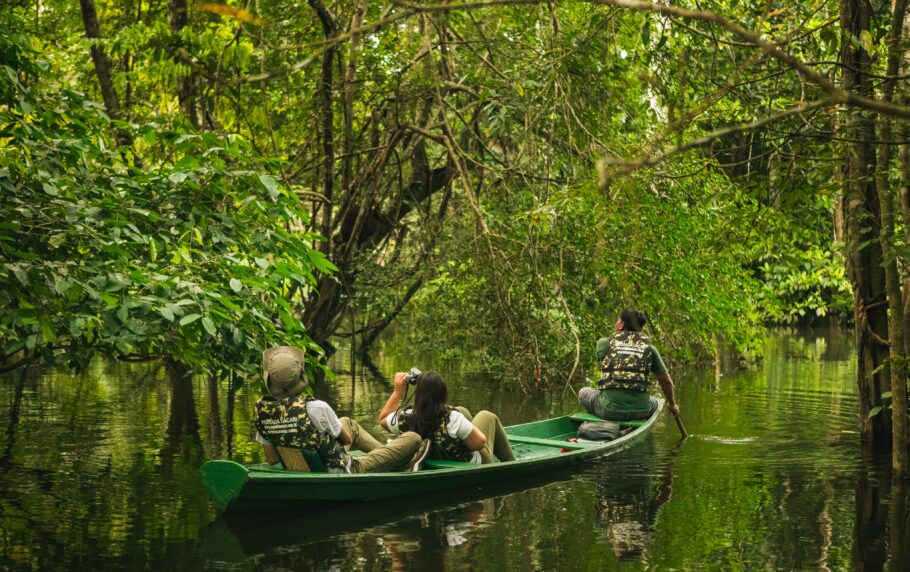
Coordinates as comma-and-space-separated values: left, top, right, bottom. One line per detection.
463, 425, 487, 451
656, 372, 680, 416
379, 372, 409, 430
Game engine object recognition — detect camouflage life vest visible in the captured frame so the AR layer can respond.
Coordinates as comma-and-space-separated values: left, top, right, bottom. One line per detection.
254, 394, 348, 471
598, 330, 653, 392
397, 407, 473, 462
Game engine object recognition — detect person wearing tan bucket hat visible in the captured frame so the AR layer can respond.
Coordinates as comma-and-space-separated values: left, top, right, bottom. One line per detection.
254, 345, 431, 473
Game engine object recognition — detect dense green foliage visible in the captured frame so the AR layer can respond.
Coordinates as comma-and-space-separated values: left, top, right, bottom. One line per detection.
1, 26, 333, 376
1, 0, 858, 387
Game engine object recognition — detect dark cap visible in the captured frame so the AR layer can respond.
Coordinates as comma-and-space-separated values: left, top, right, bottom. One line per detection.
262, 346, 308, 399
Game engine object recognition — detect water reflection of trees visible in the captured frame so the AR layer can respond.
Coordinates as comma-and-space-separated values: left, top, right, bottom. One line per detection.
850, 455, 909, 572
0, 362, 216, 569
205, 494, 505, 570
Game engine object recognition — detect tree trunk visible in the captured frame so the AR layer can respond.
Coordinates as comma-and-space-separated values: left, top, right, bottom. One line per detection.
898, 5, 910, 474
167, 0, 198, 127
342, 0, 367, 194
309, 0, 337, 257
840, 0, 891, 448
359, 277, 424, 354
78, 0, 133, 146
876, 0, 910, 477
79, 0, 121, 119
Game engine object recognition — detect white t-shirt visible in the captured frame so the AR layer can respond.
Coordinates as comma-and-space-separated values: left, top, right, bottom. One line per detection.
256, 399, 351, 472
384, 409, 483, 463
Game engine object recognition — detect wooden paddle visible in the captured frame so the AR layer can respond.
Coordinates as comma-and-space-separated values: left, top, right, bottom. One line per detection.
671, 409, 688, 439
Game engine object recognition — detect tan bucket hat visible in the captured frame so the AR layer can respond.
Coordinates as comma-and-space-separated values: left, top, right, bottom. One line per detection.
262, 345, 308, 399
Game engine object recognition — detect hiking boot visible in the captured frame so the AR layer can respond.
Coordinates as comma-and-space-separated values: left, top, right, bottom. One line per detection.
404, 439, 431, 472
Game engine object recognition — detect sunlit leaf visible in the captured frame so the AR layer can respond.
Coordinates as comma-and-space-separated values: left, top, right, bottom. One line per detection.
179, 313, 202, 326
196, 3, 266, 25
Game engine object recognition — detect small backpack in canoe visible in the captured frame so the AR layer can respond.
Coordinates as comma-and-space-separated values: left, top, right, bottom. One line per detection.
577, 421, 621, 441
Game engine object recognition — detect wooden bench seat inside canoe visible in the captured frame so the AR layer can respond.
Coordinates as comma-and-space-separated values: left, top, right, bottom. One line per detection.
276, 447, 328, 472
506, 435, 590, 449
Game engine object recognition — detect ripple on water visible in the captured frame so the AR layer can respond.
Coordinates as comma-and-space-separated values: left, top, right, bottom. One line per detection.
691, 435, 758, 444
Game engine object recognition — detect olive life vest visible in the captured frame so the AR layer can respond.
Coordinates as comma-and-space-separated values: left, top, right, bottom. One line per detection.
397, 406, 473, 462
254, 394, 347, 471
598, 330, 653, 392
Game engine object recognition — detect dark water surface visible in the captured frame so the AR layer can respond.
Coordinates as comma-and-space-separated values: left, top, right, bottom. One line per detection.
1, 327, 908, 570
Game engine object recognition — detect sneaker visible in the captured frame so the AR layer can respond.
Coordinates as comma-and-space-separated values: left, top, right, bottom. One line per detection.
405, 439, 431, 472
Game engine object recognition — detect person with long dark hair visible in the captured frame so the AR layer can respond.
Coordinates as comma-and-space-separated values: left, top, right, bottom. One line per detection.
578, 308, 680, 421
378, 370, 515, 464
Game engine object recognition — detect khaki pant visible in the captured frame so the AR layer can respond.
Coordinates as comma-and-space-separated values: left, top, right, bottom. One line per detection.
472, 410, 516, 463
340, 417, 422, 473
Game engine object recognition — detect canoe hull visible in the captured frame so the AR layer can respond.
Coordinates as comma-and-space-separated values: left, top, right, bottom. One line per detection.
200, 398, 664, 512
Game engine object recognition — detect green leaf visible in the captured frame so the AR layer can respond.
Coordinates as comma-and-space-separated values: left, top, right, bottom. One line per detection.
881, 391, 892, 399
54, 278, 72, 295
306, 250, 339, 274
259, 175, 280, 200
202, 316, 216, 337
230, 278, 243, 292
868, 406, 882, 419
179, 313, 202, 326
158, 305, 175, 322
39, 319, 57, 344
859, 30, 873, 54
49, 233, 67, 248
165, 303, 185, 318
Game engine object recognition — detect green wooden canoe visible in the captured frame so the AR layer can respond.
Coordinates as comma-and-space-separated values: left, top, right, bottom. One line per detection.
200, 398, 664, 512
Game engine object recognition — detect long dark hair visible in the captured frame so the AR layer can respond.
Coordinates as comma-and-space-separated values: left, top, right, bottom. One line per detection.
619, 308, 648, 332
410, 370, 450, 439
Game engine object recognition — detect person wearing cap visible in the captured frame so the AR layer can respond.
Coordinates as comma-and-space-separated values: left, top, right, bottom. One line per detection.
578, 308, 680, 421
255, 346, 430, 473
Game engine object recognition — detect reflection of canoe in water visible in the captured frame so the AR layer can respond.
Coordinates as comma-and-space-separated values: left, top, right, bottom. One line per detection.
199, 398, 664, 513
201, 470, 571, 564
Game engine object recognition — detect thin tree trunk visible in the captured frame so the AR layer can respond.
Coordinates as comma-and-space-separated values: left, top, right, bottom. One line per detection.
342, 0, 367, 194
359, 278, 424, 354
78, 0, 133, 146
840, 0, 891, 449
876, 0, 909, 477
167, 0, 198, 127
79, 0, 121, 119
309, 0, 337, 257
898, 5, 910, 471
